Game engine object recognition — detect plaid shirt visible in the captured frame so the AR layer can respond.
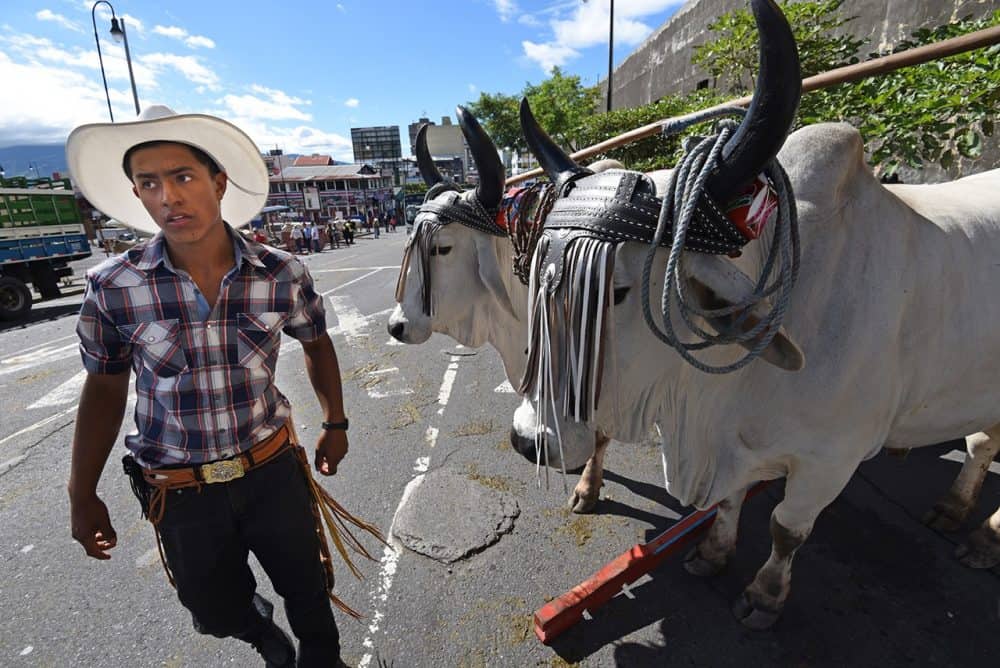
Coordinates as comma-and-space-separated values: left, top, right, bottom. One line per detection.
76, 225, 326, 468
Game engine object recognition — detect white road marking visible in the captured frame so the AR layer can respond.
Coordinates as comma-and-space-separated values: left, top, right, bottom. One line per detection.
437, 357, 460, 415
367, 388, 413, 399
0, 342, 79, 377
321, 268, 384, 296
6, 333, 76, 356
310, 265, 400, 274
20, 544, 34, 553
20, 646, 33, 656
941, 449, 1000, 475
494, 380, 515, 393
359, 357, 463, 668
0, 405, 79, 449
359, 475, 424, 668
27, 369, 87, 409
327, 296, 374, 343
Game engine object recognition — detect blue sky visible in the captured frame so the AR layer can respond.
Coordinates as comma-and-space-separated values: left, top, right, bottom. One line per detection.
1, 0, 683, 161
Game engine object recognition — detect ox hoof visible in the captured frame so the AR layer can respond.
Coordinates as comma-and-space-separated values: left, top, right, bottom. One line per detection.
732, 593, 781, 631
955, 529, 1000, 570
922, 505, 966, 532
567, 490, 599, 514
683, 547, 726, 577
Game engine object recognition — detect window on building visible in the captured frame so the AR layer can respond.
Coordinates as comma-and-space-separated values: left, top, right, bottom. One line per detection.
696, 79, 709, 90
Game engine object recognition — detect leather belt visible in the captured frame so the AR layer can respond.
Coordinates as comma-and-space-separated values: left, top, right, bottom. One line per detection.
142, 424, 291, 488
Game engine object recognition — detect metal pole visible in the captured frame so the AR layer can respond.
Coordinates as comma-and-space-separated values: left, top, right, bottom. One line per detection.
120, 18, 141, 116
507, 23, 1000, 185
606, 0, 614, 113
90, 1, 114, 122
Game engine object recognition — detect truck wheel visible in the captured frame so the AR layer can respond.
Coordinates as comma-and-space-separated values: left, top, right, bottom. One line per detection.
0, 276, 33, 321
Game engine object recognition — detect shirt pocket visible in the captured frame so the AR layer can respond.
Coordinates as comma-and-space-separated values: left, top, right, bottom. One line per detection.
237, 312, 286, 368
122, 319, 189, 377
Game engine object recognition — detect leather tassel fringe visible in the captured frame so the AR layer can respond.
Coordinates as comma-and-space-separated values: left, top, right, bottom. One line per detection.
288, 422, 390, 621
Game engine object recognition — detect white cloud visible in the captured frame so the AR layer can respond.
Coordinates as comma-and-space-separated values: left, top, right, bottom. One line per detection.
336, 4, 346, 12
522, 40, 579, 73
0, 32, 158, 88
468, 83, 477, 93
494, 0, 517, 23
344, 98, 359, 108
0, 51, 139, 146
139, 52, 219, 89
522, 0, 683, 72
210, 114, 355, 162
220, 85, 312, 122
185, 35, 215, 49
36, 9, 82, 33
153, 25, 187, 39
518, 14, 541, 28
153, 25, 215, 49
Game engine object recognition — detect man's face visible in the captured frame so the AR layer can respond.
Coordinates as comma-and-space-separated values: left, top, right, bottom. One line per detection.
129, 143, 227, 246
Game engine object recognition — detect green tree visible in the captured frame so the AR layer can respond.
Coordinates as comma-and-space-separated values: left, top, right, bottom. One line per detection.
692, 1, 999, 175
693, 0, 863, 91
523, 67, 601, 152
799, 11, 1000, 176
468, 67, 600, 155
466, 91, 524, 154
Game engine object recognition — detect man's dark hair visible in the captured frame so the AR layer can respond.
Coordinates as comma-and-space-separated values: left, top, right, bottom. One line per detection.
122, 141, 222, 180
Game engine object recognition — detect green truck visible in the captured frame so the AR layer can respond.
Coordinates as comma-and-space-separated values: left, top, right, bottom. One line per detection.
0, 176, 92, 321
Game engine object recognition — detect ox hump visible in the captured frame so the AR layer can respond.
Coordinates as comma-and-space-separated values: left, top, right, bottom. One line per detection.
778, 123, 868, 204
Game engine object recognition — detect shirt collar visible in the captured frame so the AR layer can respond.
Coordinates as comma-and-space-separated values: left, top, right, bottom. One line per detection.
134, 223, 266, 273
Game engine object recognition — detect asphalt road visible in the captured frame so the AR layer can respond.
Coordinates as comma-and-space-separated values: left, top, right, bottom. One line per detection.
1, 231, 999, 667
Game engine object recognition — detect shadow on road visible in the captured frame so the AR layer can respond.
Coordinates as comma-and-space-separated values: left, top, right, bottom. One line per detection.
0, 299, 83, 333
546, 442, 1000, 667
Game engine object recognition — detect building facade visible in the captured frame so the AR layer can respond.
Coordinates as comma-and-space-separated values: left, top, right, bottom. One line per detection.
264, 162, 394, 223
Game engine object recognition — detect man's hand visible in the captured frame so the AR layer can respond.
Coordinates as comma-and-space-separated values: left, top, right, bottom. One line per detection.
69, 493, 118, 560
315, 428, 348, 476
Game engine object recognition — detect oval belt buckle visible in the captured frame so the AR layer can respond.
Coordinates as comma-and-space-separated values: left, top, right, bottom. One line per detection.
201, 459, 245, 484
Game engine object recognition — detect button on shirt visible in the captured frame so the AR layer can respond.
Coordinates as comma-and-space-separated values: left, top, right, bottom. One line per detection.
76, 225, 326, 468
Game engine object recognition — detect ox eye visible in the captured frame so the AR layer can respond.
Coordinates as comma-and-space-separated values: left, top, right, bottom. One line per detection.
429, 245, 452, 257
613, 287, 630, 305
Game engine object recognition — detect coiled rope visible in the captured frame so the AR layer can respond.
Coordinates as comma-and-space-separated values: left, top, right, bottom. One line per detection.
640, 107, 800, 374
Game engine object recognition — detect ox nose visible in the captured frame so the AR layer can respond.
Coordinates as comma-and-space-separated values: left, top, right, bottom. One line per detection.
510, 427, 540, 464
388, 321, 405, 341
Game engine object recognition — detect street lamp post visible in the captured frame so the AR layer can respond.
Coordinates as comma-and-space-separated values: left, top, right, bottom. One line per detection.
607, 0, 615, 112
91, 1, 141, 121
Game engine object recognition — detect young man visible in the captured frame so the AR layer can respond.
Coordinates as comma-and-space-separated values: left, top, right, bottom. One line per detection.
66, 106, 353, 667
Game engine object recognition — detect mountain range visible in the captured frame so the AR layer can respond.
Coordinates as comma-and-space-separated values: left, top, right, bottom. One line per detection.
0, 144, 69, 180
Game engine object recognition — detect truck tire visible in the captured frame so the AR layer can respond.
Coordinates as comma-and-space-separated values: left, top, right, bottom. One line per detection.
0, 276, 33, 321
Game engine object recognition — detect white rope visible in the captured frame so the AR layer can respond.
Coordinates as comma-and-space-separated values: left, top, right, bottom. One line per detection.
640, 108, 800, 374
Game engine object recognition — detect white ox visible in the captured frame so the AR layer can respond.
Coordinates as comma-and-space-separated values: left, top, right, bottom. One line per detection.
514, 121, 1000, 627
511, 0, 1000, 628
387, 106, 621, 512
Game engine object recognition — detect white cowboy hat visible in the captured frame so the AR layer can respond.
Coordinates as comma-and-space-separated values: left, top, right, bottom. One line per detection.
66, 105, 268, 235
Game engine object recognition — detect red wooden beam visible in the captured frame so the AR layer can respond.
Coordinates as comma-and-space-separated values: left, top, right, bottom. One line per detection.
533, 481, 772, 644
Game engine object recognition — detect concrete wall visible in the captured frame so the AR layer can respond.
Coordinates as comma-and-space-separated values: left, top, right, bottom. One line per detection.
603, 0, 998, 108
599, 0, 999, 180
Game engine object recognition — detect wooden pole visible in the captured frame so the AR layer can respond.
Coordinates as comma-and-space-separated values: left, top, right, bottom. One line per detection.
507, 24, 1000, 185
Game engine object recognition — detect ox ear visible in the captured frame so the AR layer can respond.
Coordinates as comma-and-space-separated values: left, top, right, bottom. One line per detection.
683, 253, 804, 371
473, 234, 517, 321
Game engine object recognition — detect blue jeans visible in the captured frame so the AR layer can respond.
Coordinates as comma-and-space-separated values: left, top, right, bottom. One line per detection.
156, 448, 340, 665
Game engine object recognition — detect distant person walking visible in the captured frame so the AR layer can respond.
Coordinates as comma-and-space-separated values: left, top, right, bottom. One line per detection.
291, 224, 304, 253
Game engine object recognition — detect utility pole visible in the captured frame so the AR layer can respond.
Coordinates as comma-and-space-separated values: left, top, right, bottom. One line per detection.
607, 0, 614, 112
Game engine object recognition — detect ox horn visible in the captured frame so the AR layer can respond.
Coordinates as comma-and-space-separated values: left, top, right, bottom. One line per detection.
519, 97, 590, 190
708, 0, 801, 202
456, 105, 505, 210
416, 123, 444, 186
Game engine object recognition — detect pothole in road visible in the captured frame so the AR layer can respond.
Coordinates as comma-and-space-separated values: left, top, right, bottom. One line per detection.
393, 469, 519, 563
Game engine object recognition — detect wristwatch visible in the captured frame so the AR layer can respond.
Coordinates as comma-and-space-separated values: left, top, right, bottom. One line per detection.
321, 419, 349, 431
